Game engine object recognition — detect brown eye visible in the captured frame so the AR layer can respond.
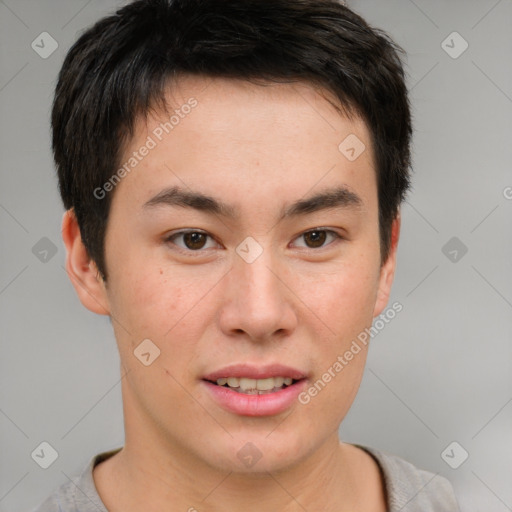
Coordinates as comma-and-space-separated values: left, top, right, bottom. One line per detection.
292, 229, 341, 250
182, 232, 208, 250
303, 230, 327, 248
165, 230, 218, 252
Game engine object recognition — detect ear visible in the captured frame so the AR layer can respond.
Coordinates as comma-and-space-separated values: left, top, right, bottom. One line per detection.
61, 209, 111, 316
373, 212, 401, 317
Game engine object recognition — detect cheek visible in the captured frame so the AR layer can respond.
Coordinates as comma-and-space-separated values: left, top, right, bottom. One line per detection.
107, 260, 185, 345
304, 325, 370, 427
299, 255, 379, 393
299, 348, 369, 433
303, 260, 380, 332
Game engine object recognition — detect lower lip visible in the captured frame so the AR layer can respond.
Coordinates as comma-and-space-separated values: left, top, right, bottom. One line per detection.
202, 380, 307, 417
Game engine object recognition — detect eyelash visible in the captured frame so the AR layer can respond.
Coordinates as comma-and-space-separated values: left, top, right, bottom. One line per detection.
163, 228, 343, 255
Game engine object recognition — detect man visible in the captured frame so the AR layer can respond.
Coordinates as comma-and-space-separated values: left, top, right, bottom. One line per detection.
33, 0, 460, 510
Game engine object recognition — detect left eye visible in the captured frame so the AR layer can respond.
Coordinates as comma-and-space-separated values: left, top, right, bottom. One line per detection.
292, 229, 342, 249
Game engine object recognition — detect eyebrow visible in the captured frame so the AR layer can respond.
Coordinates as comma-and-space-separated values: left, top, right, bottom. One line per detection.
142, 185, 363, 221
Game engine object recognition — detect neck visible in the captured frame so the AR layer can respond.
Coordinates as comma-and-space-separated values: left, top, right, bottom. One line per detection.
100, 436, 363, 512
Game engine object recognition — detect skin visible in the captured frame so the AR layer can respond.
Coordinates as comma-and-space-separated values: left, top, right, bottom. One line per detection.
62, 76, 400, 511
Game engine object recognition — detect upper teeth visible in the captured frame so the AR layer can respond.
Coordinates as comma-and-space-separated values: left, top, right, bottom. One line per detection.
216, 376, 293, 391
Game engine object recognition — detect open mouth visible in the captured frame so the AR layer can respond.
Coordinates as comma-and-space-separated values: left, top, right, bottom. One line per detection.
201, 366, 308, 416
205, 376, 302, 395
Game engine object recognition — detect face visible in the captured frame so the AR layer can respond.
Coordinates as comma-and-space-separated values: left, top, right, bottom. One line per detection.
67, 76, 399, 474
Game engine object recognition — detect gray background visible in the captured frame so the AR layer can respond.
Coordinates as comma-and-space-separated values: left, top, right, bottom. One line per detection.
1, 0, 511, 510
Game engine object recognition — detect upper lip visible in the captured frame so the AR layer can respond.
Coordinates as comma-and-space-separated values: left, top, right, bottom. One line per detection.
203, 364, 307, 381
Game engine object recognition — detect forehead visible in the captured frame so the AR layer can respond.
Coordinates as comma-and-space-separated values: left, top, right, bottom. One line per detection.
114, 75, 376, 215
153, 74, 368, 140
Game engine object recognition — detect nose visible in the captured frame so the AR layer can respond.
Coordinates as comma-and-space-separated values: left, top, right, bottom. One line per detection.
218, 243, 298, 342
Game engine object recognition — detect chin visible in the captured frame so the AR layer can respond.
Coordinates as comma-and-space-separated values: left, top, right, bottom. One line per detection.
199, 428, 316, 475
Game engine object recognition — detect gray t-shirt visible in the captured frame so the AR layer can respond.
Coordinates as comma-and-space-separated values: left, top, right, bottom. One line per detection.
31, 445, 460, 511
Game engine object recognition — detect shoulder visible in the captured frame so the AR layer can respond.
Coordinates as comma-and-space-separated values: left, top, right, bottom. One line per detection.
355, 444, 461, 512
29, 481, 77, 512
30, 449, 120, 512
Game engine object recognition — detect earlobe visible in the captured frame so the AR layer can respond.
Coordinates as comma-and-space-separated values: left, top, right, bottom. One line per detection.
373, 213, 401, 317
61, 209, 111, 316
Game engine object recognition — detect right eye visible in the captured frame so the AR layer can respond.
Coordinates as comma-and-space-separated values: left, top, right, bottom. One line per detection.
163, 230, 222, 253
